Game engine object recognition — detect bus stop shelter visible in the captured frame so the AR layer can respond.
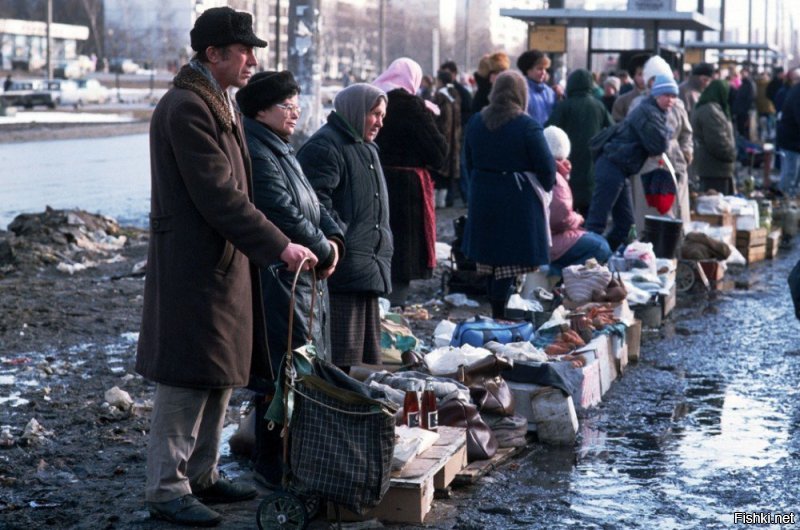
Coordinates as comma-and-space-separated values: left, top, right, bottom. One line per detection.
500, 8, 720, 72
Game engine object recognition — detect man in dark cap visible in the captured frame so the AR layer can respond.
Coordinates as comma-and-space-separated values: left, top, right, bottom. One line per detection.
679, 62, 714, 114
136, 6, 316, 527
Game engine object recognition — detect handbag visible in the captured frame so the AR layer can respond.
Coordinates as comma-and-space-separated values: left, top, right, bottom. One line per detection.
437, 398, 498, 462
450, 316, 535, 347
592, 270, 628, 303
444, 354, 516, 418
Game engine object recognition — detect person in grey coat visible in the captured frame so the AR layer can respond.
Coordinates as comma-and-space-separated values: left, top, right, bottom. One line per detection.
297, 83, 393, 371
236, 70, 344, 487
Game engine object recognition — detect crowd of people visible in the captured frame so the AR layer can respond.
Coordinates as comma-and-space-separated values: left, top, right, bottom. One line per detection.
132, 6, 800, 527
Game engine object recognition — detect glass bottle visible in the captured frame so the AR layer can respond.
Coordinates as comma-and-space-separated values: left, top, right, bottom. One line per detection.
421, 378, 438, 431
403, 382, 420, 428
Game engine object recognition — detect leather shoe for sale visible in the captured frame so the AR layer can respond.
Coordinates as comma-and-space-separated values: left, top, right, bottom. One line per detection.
194, 478, 258, 504
147, 494, 222, 527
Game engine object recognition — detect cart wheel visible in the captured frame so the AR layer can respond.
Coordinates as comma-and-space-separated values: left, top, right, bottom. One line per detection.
303, 494, 320, 519
256, 491, 308, 530
675, 261, 696, 293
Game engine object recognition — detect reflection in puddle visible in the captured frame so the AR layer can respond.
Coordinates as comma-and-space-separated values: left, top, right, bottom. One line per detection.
676, 390, 788, 474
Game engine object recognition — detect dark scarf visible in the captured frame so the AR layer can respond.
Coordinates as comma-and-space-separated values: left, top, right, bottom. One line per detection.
696, 79, 731, 119
173, 63, 234, 132
480, 70, 528, 131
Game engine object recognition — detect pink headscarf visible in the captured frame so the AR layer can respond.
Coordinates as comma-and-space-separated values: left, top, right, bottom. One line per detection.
373, 57, 440, 115
373, 57, 422, 94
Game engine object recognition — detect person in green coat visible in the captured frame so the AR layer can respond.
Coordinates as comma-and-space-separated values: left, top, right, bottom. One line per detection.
547, 69, 613, 216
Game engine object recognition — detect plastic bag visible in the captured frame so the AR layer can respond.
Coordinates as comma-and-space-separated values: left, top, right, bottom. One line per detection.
623, 241, 657, 274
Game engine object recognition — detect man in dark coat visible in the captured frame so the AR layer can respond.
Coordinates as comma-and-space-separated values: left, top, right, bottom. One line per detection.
732, 68, 756, 139
777, 69, 800, 196
136, 7, 314, 527
546, 69, 613, 216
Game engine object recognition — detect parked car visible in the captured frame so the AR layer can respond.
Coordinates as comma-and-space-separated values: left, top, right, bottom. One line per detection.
58, 79, 110, 106
43, 79, 79, 106
0, 79, 57, 109
108, 58, 140, 74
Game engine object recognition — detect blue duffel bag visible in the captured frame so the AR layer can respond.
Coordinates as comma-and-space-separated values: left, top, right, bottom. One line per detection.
450, 316, 535, 347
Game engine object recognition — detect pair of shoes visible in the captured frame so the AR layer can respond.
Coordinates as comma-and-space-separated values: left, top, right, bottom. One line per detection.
147, 494, 222, 527
194, 477, 257, 504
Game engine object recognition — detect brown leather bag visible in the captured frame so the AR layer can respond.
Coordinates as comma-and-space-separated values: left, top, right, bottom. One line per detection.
469, 377, 515, 416
593, 270, 627, 303
438, 399, 498, 462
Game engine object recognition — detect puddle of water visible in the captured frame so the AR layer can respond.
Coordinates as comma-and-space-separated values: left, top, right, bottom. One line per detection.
675, 390, 788, 474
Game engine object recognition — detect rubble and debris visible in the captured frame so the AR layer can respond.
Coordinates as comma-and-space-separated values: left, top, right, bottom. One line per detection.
21, 418, 53, 445
104, 386, 133, 411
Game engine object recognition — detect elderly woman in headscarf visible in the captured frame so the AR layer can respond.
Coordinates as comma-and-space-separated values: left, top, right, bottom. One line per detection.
296, 83, 393, 373
372, 57, 447, 307
234, 71, 344, 486
462, 70, 556, 318
691, 79, 737, 195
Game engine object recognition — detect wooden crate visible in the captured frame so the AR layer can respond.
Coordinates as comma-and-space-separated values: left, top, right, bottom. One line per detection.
453, 447, 520, 486
736, 227, 768, 248
334, 426, 467, 524
692, 212, 736, 242
766, 228, 782, 259
740, 245, 767, 264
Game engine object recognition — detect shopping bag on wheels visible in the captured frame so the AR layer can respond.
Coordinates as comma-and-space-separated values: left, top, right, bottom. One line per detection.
289, 365, 396, 515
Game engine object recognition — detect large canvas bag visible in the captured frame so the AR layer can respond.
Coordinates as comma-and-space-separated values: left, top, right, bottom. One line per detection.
450, 316, 535, 347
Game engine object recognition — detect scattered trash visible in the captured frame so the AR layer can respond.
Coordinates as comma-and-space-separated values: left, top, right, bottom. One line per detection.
21, 418, 53, 444
0, 425, 15, 447
444, 293, 480, 307
131, 399, 154, 417
402, 305, 429, 320
104, 386, 133, 411
435, 241, 452, 262
433, 320, 457, 348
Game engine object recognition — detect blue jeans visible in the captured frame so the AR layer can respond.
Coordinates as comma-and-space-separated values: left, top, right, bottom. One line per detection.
585, 156, 634, 250
780, 149, 800, 197
548, 232, 613, 277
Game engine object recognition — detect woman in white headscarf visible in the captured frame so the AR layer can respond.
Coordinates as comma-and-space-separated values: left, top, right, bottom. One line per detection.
373, 58, 448, 307
296, 83, 393, 372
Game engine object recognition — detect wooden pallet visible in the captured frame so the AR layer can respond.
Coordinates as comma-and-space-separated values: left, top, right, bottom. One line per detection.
334, 426, 467, 524
452, 447, 521, 485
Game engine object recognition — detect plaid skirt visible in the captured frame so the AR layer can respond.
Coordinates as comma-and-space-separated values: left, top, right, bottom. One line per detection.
476, 263, 538, 280
329, 293, 382, 367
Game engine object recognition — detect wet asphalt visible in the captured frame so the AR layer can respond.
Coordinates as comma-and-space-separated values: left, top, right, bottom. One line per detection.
444, 242, 800, 529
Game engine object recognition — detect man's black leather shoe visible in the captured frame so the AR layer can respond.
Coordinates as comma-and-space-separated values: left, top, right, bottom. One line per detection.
194, 478, 258, 504
147, 494, 222, 527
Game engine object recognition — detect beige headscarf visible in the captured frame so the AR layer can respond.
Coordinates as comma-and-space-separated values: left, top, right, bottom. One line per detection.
480, 70, 528, 131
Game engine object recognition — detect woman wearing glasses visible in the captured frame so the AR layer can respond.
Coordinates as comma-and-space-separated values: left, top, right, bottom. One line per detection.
235, 70, 344, 487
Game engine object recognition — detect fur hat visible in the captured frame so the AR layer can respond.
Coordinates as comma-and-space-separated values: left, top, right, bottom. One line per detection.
604, 75, 621, 92
190, 7, 267, 52
488, 52, 510, 75
643, 56, 673, 84
650, 74, 679, 97
543, 125, 571, 161
235, 71, 300, 118
691, 62, 715, 77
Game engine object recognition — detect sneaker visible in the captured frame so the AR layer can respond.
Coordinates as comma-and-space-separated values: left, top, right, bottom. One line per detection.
147, 494, 222, 527
194, 477, 257, 504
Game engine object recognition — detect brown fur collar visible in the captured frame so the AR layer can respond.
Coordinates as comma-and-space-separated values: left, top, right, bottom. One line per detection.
173, 65, 233, 132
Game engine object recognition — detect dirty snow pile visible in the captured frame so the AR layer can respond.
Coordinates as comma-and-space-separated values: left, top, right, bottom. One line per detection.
0, 207, 130, 274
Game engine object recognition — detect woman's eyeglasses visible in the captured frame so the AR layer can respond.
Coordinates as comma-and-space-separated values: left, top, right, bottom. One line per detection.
275, 103, 301, 115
